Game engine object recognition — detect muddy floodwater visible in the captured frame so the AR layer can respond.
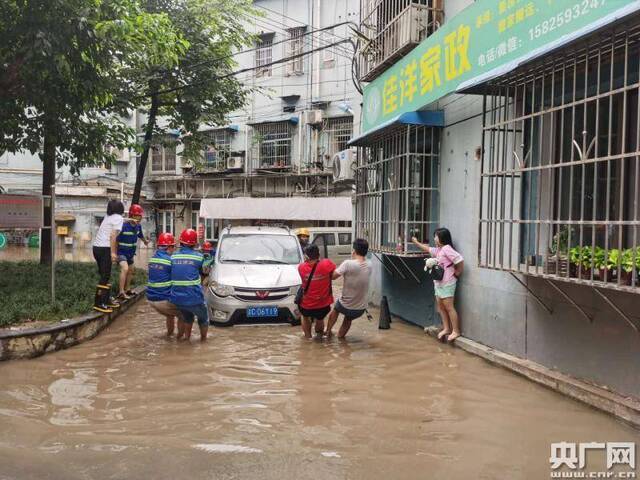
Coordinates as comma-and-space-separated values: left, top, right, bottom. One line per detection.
1, 301, 638, 480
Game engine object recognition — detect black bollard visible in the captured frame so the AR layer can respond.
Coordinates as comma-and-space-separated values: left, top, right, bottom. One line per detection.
379, 296, 391, 329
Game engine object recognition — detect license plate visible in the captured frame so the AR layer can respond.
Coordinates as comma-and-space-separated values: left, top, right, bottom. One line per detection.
246, 306, 278, 318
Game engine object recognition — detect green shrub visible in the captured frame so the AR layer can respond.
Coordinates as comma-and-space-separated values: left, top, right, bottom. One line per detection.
0, 261, 146, 327
569, 246, 593, 269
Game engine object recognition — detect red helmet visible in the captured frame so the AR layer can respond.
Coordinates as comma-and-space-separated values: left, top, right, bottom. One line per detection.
157, 232, 175, 247
179, 228, 198, 246
129, 204, 144, 217
202, 241, 213, 252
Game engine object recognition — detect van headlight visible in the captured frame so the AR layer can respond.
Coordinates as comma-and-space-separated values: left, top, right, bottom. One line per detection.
289, 285, 300, 296
210, 281, 235, 297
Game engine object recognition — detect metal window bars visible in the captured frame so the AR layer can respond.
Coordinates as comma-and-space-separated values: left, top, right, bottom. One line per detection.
318, 117, 354, 168
479, 20, 640, 293
250, 122, 294, 171
201, 129, 231, 172
286, 27, 306, 75
359, 0, 443, 82
255, 34, 273, 78
355, 124, 440, 255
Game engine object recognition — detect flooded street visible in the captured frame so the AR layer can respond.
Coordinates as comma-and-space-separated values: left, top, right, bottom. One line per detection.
1, 300, 638, 480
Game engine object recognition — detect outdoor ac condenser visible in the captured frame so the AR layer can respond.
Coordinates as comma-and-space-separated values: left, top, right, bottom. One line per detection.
303, 110, 323, 125
226, 153, 245, 171
332, 149, 356, 182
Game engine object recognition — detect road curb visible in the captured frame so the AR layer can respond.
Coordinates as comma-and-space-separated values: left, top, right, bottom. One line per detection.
424, 326, 640, 428
0, 287, 146, 361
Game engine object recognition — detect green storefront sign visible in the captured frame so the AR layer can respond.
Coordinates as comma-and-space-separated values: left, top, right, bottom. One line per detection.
362, 0, 640, 134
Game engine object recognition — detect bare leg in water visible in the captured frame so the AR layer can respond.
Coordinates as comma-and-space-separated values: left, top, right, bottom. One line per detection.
338, 318, 353, 339
324, 308, 339, 338
440, 297, 460, 342
436, 297, 451, 340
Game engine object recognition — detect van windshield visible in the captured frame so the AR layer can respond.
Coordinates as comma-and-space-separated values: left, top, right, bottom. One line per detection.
218, 234, 301, 265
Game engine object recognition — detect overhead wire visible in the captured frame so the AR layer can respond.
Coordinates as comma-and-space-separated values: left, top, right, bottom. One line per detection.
148, 39, 352, 97
247, 10, 354, 59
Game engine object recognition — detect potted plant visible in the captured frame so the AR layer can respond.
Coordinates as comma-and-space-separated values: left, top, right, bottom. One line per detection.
604, 248, 621, 283
620, 249, 635, 286
593, 246, 606, 280
569, 246, 593, 278
569, 246, 581, 277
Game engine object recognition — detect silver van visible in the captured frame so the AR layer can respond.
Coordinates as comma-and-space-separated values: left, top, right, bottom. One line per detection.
308, 227, 352, 263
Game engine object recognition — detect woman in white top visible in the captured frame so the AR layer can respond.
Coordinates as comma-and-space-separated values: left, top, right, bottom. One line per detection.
92, 200, 124, 312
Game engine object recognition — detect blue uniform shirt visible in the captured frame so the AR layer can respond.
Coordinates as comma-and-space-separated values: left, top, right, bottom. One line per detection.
117, 221, 144, 257
170, 247, 205, 306
147, 250, 172, 302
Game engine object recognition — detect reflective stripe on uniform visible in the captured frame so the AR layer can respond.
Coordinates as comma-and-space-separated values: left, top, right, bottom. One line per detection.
149, 258, 171, 266
172, 279, 201, 286
172, 254, 202, 261
147, 281, 172, 288
119, 242, 136, 247
121, 231, 136, 235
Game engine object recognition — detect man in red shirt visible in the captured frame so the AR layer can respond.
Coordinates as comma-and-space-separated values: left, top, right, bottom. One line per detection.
297, 244, 336, 339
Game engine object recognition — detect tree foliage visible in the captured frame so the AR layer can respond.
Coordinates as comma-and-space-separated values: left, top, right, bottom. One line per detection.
0, 0, 185, 171
135, 0, 257, 164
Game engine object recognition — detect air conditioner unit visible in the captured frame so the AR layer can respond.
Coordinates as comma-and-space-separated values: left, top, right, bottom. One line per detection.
226, 152, 245, 171
304, 110, 323, 125
332, 149, 356, 182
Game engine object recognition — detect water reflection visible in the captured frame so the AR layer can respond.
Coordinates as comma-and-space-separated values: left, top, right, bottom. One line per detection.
48, 369, 98, 426
0, 300, 638, 480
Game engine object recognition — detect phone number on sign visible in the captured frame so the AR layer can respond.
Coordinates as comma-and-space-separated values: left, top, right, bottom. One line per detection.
529, 0, 607, 40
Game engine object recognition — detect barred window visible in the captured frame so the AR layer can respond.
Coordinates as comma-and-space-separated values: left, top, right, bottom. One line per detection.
479, 22, 640, 292
202, 129, 231, 171
359, 0, 444, 82
319, 116, 354, 164
286, 27, 305, 75
251, 121, 294, 171
150, 139, 176, 174
355, 125, 440, 254
255, 34, 273, 78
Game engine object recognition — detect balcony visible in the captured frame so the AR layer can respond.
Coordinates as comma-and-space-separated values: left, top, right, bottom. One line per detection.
359, 0, 443, 83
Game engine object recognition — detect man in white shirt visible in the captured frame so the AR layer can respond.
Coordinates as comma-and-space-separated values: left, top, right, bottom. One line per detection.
325, 238, 371, 339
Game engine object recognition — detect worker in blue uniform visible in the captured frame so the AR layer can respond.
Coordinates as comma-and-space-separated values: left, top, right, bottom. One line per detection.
170, 228, 210, 341
147, 232, 184, 338
117, 203, 148, 300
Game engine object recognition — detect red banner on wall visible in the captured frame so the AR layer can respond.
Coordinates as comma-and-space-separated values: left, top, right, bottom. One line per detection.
0, 195, 43, 229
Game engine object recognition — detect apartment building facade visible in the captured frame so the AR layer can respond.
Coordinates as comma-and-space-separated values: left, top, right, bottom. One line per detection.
353, 0, 640, 401
0, 0, 361, 248
148, 0, 361, 239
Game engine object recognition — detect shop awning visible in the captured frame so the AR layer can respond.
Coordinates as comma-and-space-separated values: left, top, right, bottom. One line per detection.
247, 116, 299, 126
348, 110, 444, 147
199, 196, 352, 221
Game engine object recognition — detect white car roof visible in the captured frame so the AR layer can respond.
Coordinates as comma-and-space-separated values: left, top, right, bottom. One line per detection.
220, 226, 294, 236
